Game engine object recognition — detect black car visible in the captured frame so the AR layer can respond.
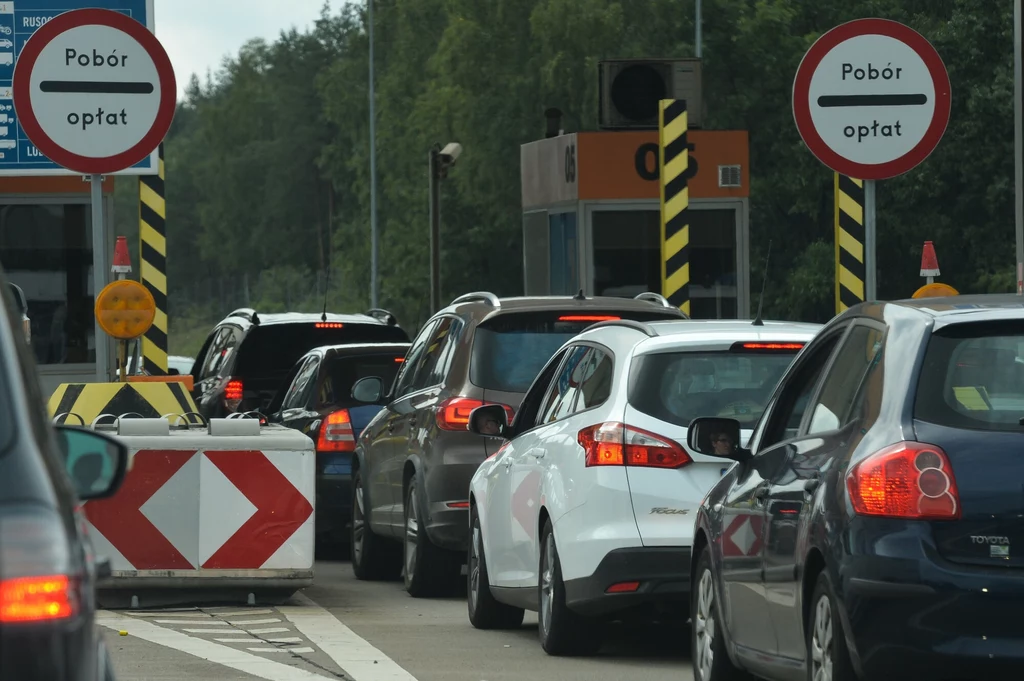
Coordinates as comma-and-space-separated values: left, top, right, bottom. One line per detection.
686, 295, 1024, 681
0, 268, 130, 680
268, 342, 410, 550
190, 308, 409, 418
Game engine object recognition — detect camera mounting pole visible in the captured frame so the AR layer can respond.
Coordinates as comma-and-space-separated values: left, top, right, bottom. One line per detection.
429, 144, 442, 313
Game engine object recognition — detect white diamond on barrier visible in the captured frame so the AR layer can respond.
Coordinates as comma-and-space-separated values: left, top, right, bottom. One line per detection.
731, 518, 757, 555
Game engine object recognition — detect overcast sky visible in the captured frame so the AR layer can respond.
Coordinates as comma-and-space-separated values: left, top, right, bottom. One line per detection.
154, 0, 341, 99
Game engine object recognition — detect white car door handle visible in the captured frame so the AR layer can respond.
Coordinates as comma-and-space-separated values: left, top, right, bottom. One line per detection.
528, 450, 545, 459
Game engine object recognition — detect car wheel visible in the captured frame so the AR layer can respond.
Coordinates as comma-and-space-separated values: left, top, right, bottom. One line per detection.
537, 519, 602, 656
350, 469, 400, 580
692, 546, 753, 681
403, 478, 461, 598
808, 571, 856, 681
467, 505, 525, 629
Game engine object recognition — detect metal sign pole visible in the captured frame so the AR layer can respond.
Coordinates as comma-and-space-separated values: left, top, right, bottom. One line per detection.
90, 173, 107, 381
1015, 0, 1023, 293
864, 179, 877, 301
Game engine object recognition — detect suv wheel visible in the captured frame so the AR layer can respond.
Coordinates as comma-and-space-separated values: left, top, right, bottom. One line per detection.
403, 478, 461, 597
351, 469, 400, 580
468, 504, 524, 629
537, 520, 602, 656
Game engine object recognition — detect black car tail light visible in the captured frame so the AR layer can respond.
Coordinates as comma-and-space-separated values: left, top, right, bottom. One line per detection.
0, 510, 78, 623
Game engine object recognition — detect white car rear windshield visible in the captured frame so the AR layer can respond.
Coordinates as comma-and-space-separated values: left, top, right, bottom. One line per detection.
915, 321, 1024, 432
628, 347, 801, 428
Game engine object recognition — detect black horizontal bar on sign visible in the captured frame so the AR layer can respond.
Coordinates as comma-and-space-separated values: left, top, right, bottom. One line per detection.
817, 94, 927, 108
39, 80, 154, 94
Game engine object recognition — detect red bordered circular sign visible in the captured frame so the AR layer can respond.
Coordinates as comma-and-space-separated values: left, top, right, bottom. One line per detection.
13, 8, 175, 174
792, 18, 951, 180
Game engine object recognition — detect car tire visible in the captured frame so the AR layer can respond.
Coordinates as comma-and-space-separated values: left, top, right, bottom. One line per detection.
537, 519, 602, 656
808, 571, 857, 681
467, 505, 525, 629
691, 546, 754, 681
403, 478, 461, 598
351, 469, 400, 581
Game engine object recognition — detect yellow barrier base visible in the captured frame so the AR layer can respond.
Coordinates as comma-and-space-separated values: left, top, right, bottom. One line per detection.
48, 381, 199, 424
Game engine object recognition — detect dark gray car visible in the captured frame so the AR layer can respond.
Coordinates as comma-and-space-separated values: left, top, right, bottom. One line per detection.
349, 291, 688, 597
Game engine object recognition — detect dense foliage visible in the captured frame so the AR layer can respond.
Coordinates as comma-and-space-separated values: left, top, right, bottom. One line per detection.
111, 0, 1017, 354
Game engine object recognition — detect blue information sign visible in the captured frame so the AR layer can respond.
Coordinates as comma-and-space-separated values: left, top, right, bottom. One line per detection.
0, 0, 154, 176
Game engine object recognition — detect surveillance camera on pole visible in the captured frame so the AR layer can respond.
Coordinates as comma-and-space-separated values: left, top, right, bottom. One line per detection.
439, 142, 462, 166
429, 141, 462, 312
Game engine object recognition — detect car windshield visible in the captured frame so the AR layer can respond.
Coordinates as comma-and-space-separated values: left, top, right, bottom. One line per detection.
235, 323, 408, 377
628, 348, 800, 428
470, 309, 680, 393
915, 321, 1024, 432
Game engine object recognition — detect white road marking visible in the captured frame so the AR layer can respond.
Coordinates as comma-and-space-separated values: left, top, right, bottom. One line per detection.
154, 619, 224, 625
211, 609, 274, 616
97, 613, 335, 681
281, 593, 420, 681
184, 628, 245, 634
248, 647, 315, 654
228, 618, 281, 625
216, 637, 303, 644
124, 609, 201, 616
247, 627, 289, 634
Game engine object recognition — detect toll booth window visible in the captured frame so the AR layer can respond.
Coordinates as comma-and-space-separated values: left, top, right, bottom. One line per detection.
0, 203, 95, 364
591, 208, 739, 319
548, 212, 578, 295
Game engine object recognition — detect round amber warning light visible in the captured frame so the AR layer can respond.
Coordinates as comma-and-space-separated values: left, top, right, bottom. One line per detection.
912, 282, 959, 299
95, 280, 156, 340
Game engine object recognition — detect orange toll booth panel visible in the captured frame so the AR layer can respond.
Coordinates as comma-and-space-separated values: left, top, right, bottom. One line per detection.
521, 130, 749, 209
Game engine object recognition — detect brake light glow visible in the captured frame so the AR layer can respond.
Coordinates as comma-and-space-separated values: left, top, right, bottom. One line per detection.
558, 315, 621, 322
578, 423, 692, 469
436, 398, 515, 431
446, 501, 471, 509
0, 575, 75, 622
606, 581, 640, 594
736, 342, 805, 351
224, 378, 244, 411
846, 442, 960, 520
395, 357, 404, 363
317, 409, 355, 452
316, 322, 344, 329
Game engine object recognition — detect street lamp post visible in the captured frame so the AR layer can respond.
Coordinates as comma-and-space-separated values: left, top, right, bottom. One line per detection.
428, 142, 462, 312
1015, 0, 1023, 293
368, 0, 379, 308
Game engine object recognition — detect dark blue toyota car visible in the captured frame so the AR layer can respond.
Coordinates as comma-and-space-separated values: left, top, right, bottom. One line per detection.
268, 342, 410, 552
685, 295, 1024, 681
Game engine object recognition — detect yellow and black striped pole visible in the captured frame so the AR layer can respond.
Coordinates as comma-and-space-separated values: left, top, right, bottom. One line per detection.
140, 143, 168, 375
659, 99, 690, 316
835, 173, 866, 314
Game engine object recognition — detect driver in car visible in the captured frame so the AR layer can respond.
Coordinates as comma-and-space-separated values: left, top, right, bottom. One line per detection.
709, 429, 736, 457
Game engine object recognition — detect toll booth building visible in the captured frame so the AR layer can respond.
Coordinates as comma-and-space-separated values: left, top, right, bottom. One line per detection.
521, 129, 750, 319
0, 176, 114, 395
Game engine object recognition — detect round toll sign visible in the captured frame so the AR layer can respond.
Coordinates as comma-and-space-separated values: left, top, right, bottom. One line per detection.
792, 18, 951, 180
13, 8, 175, 175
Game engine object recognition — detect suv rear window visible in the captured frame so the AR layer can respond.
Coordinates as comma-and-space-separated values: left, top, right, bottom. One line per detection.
915, 321, 1024, 432
235, 323, 408, 377
628, 347, 800, 428
470, 310, 681, 393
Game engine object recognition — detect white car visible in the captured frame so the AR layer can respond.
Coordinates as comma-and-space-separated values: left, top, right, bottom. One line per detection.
464, 318, 822, 655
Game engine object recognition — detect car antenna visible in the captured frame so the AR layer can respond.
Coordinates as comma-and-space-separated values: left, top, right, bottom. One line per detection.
321, 256, 330, 323
752, 240, 772, 327
573, 288, 586, 301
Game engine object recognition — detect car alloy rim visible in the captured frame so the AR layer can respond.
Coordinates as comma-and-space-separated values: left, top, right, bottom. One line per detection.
694, 569, 716, 680
811, 595, 834, 681
405, 487, 418, 583
469, 523, 481, 613
352, 477, 365, 566
539, 532, 555, 637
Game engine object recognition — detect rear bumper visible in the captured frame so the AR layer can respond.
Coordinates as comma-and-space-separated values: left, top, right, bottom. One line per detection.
315, 472, 352, 538
563, 546, 691, 617
840, 519, 1024, 680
